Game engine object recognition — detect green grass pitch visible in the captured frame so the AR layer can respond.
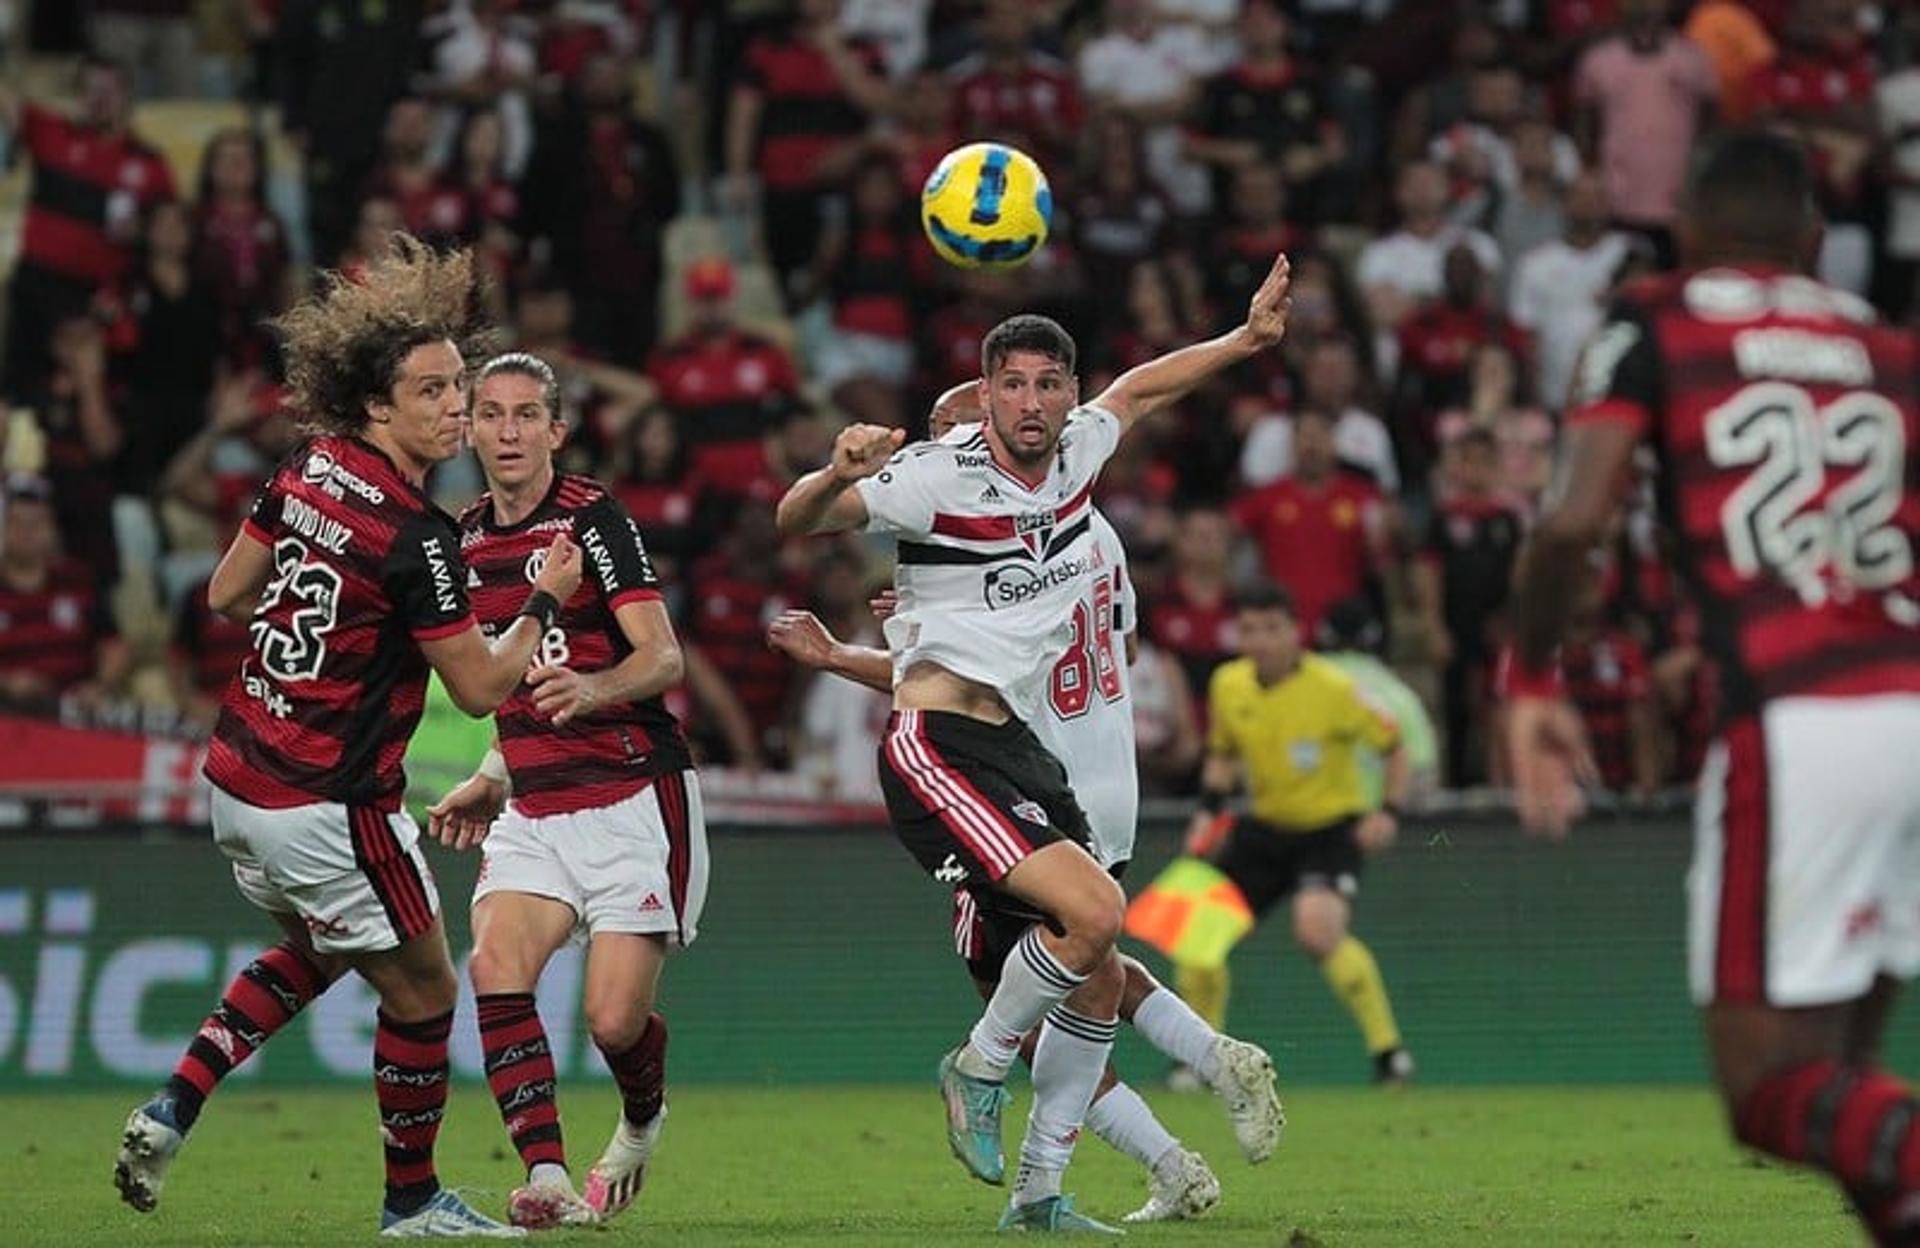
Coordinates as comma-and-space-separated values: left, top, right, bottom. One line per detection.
15, 1085, 1862, 1245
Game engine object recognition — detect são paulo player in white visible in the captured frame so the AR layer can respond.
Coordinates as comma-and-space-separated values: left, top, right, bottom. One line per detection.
776, 255, 1291, 1233
769, 383, 1284, 1223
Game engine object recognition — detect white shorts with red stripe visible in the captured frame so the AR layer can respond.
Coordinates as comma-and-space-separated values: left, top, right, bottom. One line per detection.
1688, 694, 1920, 1007
473, 771, 708, 948
210, 785, 441, 955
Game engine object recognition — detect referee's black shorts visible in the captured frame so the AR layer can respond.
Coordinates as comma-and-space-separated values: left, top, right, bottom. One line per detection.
1211, 815, 1364, 916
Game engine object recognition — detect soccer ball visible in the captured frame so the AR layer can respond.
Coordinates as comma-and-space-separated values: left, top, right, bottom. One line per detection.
920, 142, 1053, 269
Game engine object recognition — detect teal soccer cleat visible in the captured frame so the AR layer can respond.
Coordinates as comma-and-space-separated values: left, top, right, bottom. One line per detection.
938, 1047, 1012, 1185
997, 1194, 1124, 1234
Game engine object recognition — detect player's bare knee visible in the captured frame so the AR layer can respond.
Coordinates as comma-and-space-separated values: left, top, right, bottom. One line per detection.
586, 998, 650, 1053
466, 941, 522, 995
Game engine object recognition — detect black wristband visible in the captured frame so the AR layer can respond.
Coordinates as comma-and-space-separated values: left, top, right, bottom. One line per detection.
519, 590, 560, 631
1201, 789, 1228, 815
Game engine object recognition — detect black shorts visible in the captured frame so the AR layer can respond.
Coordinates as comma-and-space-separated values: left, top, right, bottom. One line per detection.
879, 708, 1093, 893
1211, 816, 1363, 916
956, 861, 1130, 985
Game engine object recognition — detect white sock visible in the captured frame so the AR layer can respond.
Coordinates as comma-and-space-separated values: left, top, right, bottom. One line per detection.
1086, 1081, 1181, 1172
1132, 987, 1223, 1083
1012, 1006, 1117, 1207
960, 927, 1086, 1082
528, 1162, 569, 1189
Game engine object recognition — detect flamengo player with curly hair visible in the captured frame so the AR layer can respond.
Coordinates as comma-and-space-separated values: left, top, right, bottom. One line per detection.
114, 237, 580, 1239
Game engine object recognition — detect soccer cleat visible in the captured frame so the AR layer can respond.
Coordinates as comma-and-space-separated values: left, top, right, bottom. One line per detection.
1373, 1046, 1416, 1086
380, 1188, 526, 1237
1123, 1149, 1220, 1223
113, 1099, 185, 1213
583, 1105, 665, 1221
939, 1047, 1012, 1185
507, 1179, 598, 1230
1206, 1037, 1286, 1163
996, 1193, 1124, 1234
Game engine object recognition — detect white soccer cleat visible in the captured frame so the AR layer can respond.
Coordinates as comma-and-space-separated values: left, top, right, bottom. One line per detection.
1123, 1148, 1220, 1223
1208, 1037, 1285, 1163
114, 1102, 185, 1213
507, 1178, 599, 1230
583, 1105, 665, 1220
380, 1188, 526, 1238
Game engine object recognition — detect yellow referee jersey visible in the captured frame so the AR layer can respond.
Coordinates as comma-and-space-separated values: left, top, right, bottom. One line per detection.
1207, 654, 1401, 832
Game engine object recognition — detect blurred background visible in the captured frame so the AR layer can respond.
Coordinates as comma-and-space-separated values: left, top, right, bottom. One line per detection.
1, 0, 1917, 1091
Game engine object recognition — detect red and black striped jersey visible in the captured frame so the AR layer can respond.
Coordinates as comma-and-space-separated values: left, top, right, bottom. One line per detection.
1568, 265, 1920, 719
459, 474, 690, 818
0, 561, 115, 693
1562, 629, 1650, 793
204, 436, 476, 811
17, 105, 175, 285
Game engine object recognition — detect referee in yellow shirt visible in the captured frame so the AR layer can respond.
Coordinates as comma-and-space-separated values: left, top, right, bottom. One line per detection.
1179, 581, 1415, 1084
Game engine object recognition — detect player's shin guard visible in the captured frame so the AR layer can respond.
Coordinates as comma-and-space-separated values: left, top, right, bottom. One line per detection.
164, 941, 332, 1132
598, 1012, 667, 1128
478, 992, 565, 1174
1736, 1058, 1920, 1244
375, 1009, 452, 1214
1013, 1007, 1118, 1207
966, 927, 1088, 1081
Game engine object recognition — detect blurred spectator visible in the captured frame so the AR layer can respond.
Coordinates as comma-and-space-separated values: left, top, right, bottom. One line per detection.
1482, 118, 1575, 270
1231, 406, 1386, 641
1076, 0, 1211, 213
879, 67, 961, 194
0, 57, 176, 393
511, 273, 657, 460
1355, 159, 1501, 350
0, 475, 130, 711
1413, 425, 1522, 787
840, 0, 935, 80
1562, 578, 1662, 798
803, 153, 930, 424
946, 0, 1084, 176
700, 406, 833, 508
673, 644, 769, 772
1073, 114, 1177, 323
613, 406, 701, 581
1147, 504, 1238, 705
686, 502, 798, 765
335, 195, 405, 283
447, 107, 523, 316
167, 574, 251, 731
189, 128, 291, 370
1572, 0, 1717, 267
1240, 335, 1396, 493
155, 367, 289, 601
523, 51, 682, 366
1508, 168, 1630, 412
1391, 11, 1503, 167
1200, 164, 1304, 324
1751, 0, 1877, 295
278, 0, 427, 264
1316, 595, 1440, 805
364, 96, 468, 248
28, 317, 125, 580
1650, 598, 1716, 786
1130, 633, 1204, 795
1685, 0, 1779, 123
792, 548, 889, 800
87, 0, 198, 99
421, 0, 537, 180
919, 266, 1010, 394
102, 198, 221, 499
726, 0, 891, 291
1880, 21, 1920, 320
1188, 0, 1341, 219
647, 257, 803, 482
1390, 243, 1529, 485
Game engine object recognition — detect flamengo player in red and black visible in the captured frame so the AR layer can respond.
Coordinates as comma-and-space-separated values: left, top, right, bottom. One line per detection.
114, 237, 582, 1240
1505, 131, 1920, 1245
427, 354, 704, 1231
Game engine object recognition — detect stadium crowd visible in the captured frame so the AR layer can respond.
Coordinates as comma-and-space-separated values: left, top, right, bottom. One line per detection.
0, 0, 1911, 801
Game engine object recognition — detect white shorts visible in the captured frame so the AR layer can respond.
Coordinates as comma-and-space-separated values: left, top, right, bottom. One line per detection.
1688, 694, 1920, 1007
209, 786, 441, 955
473, 771, 708, 947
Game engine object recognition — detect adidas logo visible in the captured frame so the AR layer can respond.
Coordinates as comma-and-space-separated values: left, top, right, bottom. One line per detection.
978, 484, 1002, 503
638, 892, 664, 913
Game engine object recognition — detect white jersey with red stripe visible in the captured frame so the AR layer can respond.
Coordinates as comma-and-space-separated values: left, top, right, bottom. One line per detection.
857, 405, 1123, 723
1028, 510, 1138, 868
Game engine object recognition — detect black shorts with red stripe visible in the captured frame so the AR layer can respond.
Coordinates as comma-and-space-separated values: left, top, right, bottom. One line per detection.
879, 708, 1093, 910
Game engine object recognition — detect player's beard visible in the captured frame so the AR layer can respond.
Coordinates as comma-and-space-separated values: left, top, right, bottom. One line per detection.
993, 412, 1061, 468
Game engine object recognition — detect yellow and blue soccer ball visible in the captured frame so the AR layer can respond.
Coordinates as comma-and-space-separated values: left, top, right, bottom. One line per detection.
920, 142, 1052, 269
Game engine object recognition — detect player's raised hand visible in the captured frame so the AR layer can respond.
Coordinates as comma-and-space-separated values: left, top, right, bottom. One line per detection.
532, 534, 582, 602
428, 773, 506, 851
1241, 252, 1292, 351
830, 423, 906, 483
868, 589, 900, 622
766, 609, 839, 670
1506, 695, 1598, 839
527, 663, 602, 726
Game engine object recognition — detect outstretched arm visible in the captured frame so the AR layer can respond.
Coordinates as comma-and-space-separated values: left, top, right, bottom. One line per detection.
1092, 252, 1291, 435
767, 609, 891, 693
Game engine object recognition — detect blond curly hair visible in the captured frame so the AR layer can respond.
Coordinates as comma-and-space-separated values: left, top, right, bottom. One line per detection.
275, 234, 497, 436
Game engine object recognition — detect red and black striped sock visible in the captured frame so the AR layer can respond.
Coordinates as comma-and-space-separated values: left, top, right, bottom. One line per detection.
375, 1009, 452, 1215
162, 941, 332, 1132
598, 1012, 667, 1128
1738, 1059, 1920, 1245
478, 992, 565, 1175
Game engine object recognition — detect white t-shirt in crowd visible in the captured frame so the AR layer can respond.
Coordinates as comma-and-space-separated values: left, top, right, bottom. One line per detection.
1508, 232, 1631, 411
1239, 407, 1400, 494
